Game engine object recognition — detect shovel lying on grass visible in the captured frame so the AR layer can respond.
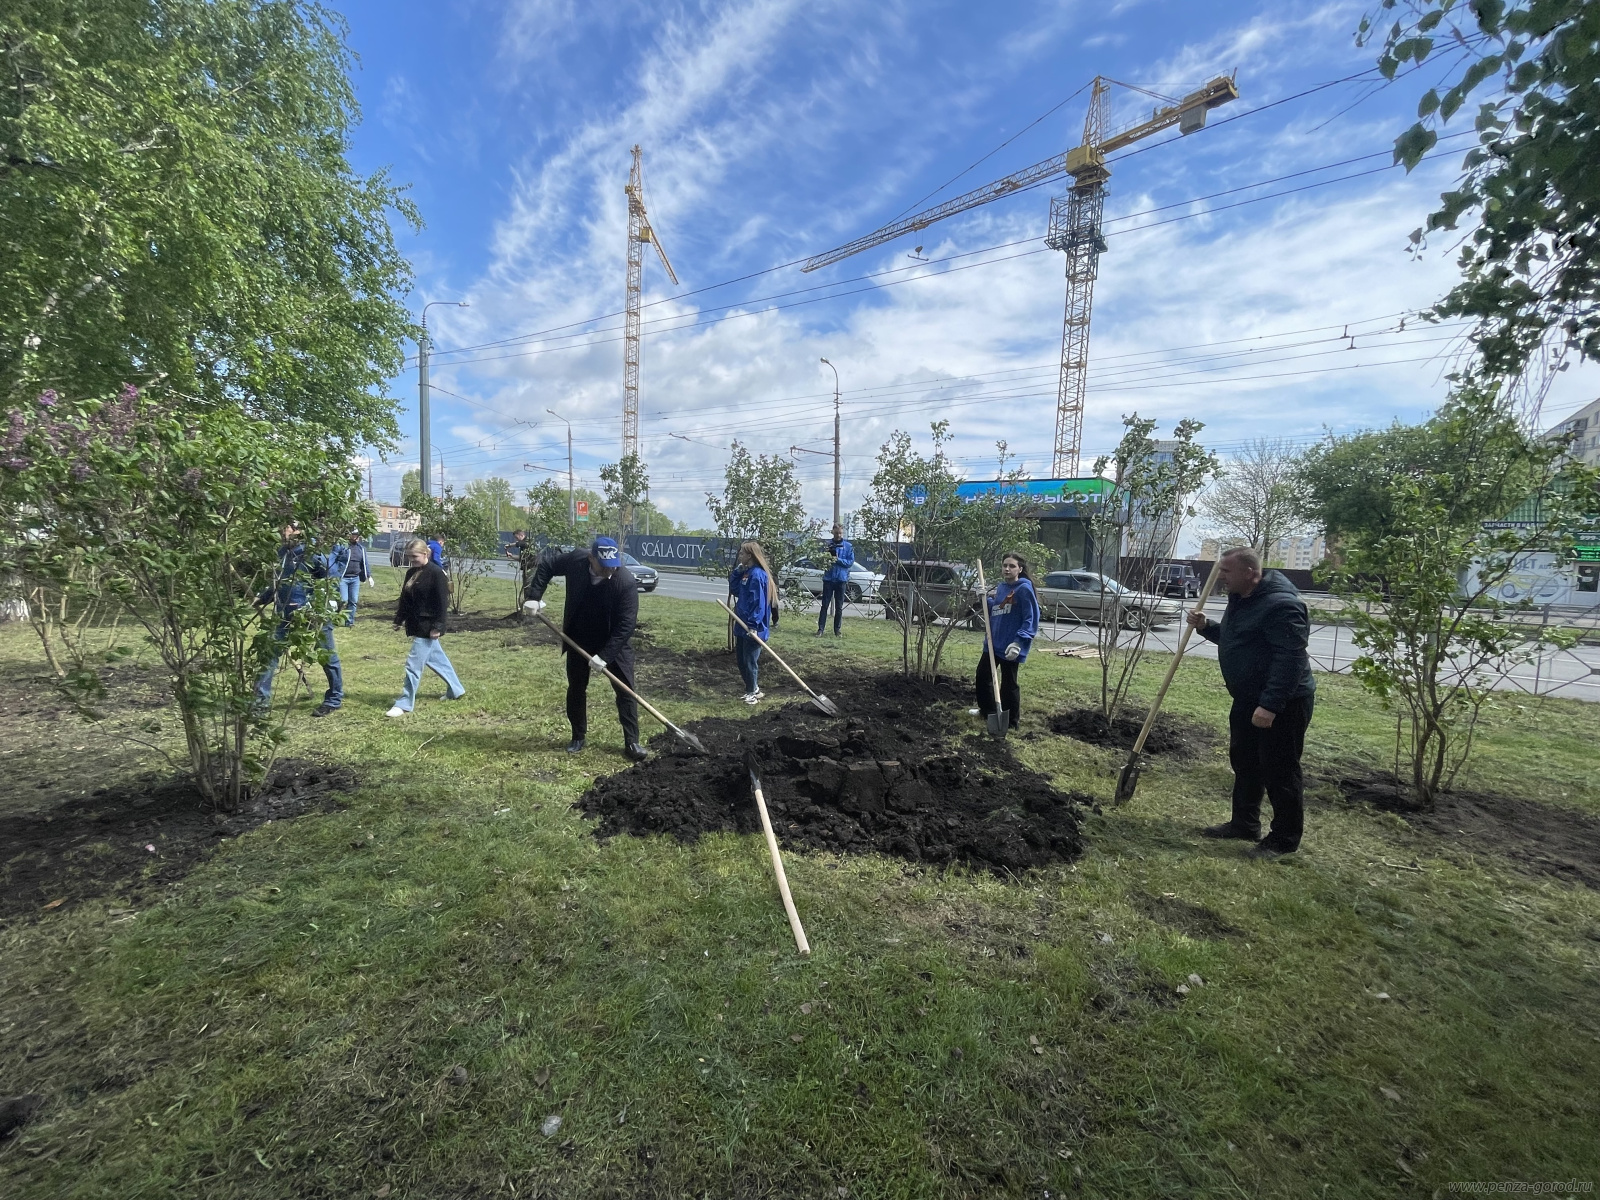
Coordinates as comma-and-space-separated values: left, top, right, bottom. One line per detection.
975, 560, 1008, 739
532, 612, 708, 756
1113, 556, 1225, 803
745, 752, 811, 957
720, 600, 839, 716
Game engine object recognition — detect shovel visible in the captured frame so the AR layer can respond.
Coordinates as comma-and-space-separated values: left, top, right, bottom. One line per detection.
746, 753, 810, 957
975, 560, 1008, 739
533, 612, 708, 756
1113, 556, 1225, 803
720, 600, 839, 716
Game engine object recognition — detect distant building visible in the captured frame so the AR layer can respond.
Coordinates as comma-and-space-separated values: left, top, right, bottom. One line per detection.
375, 502, 416, 535
1200, 534, 1325, 570
1548, 396, 1600, 468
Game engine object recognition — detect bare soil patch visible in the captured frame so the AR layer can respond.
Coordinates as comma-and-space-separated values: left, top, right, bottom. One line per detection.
0, 759, 356, 922
1336, 771, 1600, 890
1048, 706, 1217, 758
1131, 892, 1246, 940
579, 674, 1087, 873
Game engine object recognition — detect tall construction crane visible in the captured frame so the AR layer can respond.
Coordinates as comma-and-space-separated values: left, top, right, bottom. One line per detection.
623, 144, 677, 460
803, 75, 1238, 476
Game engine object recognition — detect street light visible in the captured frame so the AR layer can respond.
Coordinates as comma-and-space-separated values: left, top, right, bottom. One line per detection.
545, 408, 575, 535
820, 357, 841, 528
419, 299, 469, 498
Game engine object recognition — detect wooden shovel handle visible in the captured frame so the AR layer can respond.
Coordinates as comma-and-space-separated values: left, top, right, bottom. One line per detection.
1129, 556, 1226, 757
534, 612, 678, 732
975, 560, 1004, 709
751, 771, 810, 956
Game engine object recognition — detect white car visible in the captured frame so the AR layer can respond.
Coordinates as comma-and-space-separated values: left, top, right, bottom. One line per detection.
779, 555, 883, 603
1035, 570, 1183, 629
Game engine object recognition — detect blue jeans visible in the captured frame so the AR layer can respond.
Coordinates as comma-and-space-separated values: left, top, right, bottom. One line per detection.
254, 621, 342, 710
338, 576, 361, 625
395, 637, 465, 711
818, 578, 846, 633
735, 634, 763, 694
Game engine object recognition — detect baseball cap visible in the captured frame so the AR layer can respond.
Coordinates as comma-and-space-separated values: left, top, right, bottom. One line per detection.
591, 537, 621, 566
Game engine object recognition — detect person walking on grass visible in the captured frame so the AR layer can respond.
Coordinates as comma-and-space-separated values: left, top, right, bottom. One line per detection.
729, 541, 777, 704
328, 531, 370, 626
522, 537, 647, 761
253, 523, 343, 719
976, 551, 1039, 730
1187, 545, 1315, 858
387, 538, 466, 717
815, 523, 855, 638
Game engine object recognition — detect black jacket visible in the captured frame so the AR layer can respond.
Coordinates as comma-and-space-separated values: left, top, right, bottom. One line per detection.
394, 562, 450, 638
1197, 569, 1315, 712
527, 549, 638, 662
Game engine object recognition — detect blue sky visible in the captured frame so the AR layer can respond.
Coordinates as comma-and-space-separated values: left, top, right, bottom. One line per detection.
338, 0, 1598, 533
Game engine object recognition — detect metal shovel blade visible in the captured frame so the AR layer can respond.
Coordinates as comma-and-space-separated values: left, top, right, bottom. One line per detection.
671, 726, 709, 756
986, 709, 1009, 739
1113, 753, 1143, 804
809, 693, 839, 717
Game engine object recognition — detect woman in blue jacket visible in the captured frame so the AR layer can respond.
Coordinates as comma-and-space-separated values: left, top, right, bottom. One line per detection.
730, 541, 778, 704
977, 551, 1041, 729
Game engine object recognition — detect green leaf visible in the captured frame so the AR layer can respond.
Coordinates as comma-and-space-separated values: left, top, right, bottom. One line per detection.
1394, 123, 1439, 170
1418, 89, 1442, 118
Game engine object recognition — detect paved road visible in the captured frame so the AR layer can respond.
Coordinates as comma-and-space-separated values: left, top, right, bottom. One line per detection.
480, 562, 1600, 702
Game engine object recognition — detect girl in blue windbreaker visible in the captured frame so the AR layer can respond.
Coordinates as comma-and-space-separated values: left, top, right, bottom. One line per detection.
978, 551, 1041, 729
730, 541, 779, 704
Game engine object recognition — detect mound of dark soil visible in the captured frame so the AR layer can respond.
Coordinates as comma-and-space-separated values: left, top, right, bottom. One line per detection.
579, 675, 1087, 873
1336, 771, 1600, 890
1048, 706, 1216, 758
0, 758, 356, 922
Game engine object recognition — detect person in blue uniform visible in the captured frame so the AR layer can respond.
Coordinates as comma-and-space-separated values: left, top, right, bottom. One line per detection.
252, 524, 343, 718
729, 541, 777, 704
328, 532, 370, 626
977, 552, 1040, 729
815, 524, 855, 637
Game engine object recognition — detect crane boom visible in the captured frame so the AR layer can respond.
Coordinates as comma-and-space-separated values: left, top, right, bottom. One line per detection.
802, 75, 1236, 273
623, 145, 677, 462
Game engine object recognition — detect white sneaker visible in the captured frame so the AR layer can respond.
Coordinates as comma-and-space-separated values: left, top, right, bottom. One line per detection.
386, 706, 407, 717
741, 692, 758, 705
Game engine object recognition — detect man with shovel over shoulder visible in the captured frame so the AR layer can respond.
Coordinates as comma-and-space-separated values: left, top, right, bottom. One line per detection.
1187, 546, 1315, 857
523, 537, 649, 762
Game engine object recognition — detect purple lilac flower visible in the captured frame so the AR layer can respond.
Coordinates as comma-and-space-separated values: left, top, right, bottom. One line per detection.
36, 389, 58, 408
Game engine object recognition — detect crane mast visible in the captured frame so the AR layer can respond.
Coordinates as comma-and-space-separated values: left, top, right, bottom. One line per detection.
801, 74, 1237, 477
623, 145, 678, 461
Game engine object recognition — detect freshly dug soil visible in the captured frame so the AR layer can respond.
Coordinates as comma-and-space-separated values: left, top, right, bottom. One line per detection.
579, 675, 1087, 873
0, 758, 356, 922
1049, 706, 1216, 758
1336, 771, 1600, 890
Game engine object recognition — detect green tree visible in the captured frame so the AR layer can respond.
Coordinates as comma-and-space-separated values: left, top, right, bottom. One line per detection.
1304, 385, 1598, 807
1087, 415, 1218, 724
0, 385, 367, 808
524, 479, 574, 546
1199, 438, 1309, 562
0, 0, 417, 447
465, 477, 522, 530
598, 452, 650, 540
704, 440, 814, 590
410, 488, 500, 615
1364, 0, 1600, 378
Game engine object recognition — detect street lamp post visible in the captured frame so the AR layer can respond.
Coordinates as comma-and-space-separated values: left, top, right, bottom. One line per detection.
820, 358, 841, 528
418, 299, 469, 499
546, 408, 575, 536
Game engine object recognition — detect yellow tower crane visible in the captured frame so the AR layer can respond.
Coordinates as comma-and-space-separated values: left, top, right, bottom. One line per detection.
802, 74, 1238, 476
623, 144, 678, 460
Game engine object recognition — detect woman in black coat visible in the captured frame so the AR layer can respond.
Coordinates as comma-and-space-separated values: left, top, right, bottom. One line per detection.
386, 538, 466, 716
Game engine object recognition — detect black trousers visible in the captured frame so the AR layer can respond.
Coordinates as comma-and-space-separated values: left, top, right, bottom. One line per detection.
565, 649, 640, 745
818, 579, 846, 633
1228, 694, 1314, 847
975, 655, 1021, 728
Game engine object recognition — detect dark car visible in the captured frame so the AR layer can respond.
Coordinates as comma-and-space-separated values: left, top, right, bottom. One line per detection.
874, 560, 980, 625
1150, 561, 1201, 598
623, 552, 659, 592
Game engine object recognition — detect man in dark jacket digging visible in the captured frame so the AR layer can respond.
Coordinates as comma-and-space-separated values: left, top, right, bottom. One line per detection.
1187, 546, 1316, 856
523, 537, 648, 762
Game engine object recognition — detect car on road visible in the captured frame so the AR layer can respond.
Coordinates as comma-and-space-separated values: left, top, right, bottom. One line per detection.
623, 552, 659, 592
1150, 561, 1201, 598
778, 555, 884, 603
874, 560, 981, 625
1036, 570, 1182, 629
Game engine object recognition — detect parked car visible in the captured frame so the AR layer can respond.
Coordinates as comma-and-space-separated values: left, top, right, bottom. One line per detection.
1036, 570, 1182, 629
1150, 561, 1201, 598
874, 560, 981, 625
778, 555, 884, 603
622, 552, 659, 592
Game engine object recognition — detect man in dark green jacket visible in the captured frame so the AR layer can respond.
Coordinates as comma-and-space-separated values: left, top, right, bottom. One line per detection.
1187, 546, 1316, 856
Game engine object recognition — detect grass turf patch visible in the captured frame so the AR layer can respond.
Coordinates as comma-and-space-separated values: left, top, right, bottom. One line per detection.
2, 580, 1598, 1198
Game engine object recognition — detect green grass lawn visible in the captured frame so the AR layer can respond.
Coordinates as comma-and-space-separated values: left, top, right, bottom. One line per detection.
3, 570, 1598, 1198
